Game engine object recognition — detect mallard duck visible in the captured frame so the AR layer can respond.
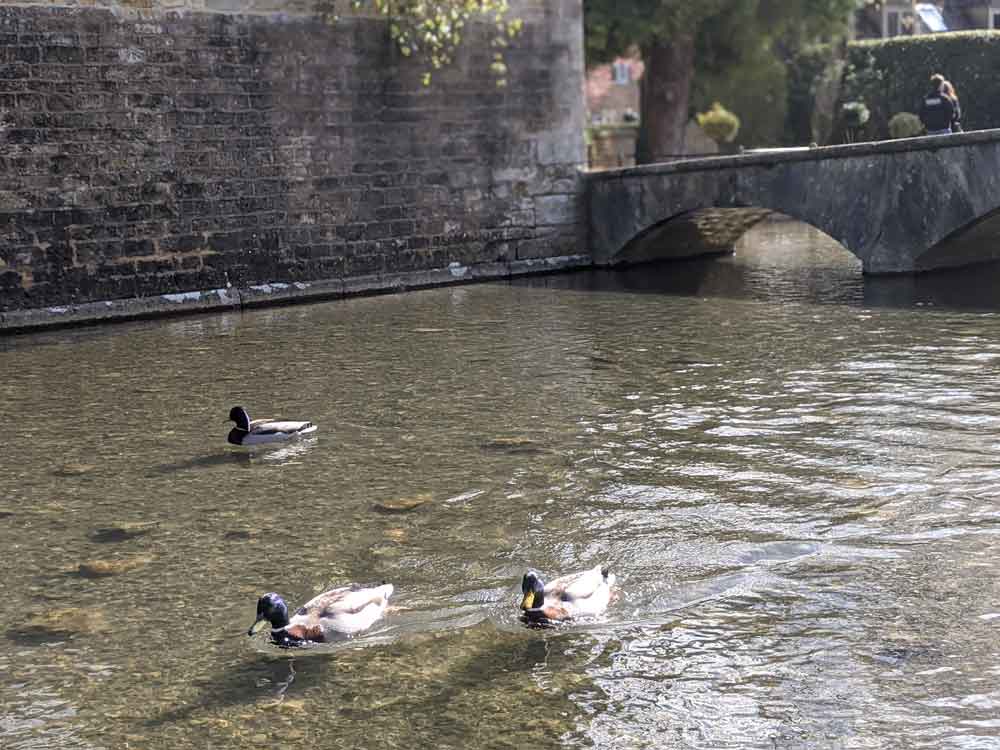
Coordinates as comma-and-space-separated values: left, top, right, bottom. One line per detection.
247, 583, 394, 647
227, 405, 317, 446
520, 565, 615, 623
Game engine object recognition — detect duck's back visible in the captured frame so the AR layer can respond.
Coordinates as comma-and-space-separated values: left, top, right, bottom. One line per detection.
291, 583, 394, 637
548, 565, 613, 616
230, 419, 317, 445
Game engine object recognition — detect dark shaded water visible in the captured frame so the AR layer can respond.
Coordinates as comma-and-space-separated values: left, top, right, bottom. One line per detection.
3, 220, 1000, 749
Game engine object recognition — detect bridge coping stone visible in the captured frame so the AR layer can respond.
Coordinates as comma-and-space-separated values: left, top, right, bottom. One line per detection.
587, 128, 1000, 182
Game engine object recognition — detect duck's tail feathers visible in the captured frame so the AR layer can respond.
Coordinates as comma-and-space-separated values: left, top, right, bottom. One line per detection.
349, 581, 394, 598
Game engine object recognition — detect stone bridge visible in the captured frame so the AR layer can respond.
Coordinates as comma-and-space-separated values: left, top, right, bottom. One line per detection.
587, 129, 1000, 274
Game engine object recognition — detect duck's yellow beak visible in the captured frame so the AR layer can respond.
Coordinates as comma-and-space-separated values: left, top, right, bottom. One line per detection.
247, 618, 268, 636
520, 591, 535, 610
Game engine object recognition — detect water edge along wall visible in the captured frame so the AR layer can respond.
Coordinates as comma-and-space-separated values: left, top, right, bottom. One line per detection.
0, 0, 586, 330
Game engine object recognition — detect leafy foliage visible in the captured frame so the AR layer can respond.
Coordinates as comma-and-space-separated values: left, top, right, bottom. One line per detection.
696, 102, 740, 144
841, 100, 870, 127
321, 0, 522, 85
690, 40, 787, 149
888, 112, 924, 138
584, 0, 857, 157
782, 43, 838, 146
585, 0, 856, 63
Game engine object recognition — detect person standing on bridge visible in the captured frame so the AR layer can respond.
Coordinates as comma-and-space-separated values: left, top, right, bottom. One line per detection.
919, 74, 955, 136
942, 79, 962, 133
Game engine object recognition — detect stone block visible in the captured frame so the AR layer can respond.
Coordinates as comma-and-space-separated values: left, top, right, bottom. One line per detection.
533, 193, 579, 226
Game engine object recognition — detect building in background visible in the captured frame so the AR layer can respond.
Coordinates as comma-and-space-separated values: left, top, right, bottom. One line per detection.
585, 55, 642, 126
854, 1, 1000, 40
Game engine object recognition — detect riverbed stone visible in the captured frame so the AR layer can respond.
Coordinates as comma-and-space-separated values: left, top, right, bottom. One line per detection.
54, 463, 97, 477
22, 607, 108, 636
480, 437, 550, 455
90, 521, 158, 543
76, 555, 153, 577
373, 494, 432, 514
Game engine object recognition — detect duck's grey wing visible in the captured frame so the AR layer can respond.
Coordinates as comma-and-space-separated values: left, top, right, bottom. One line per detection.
300, 584, 391, 617
295, 585, 351, 614
248, 419, 314, 435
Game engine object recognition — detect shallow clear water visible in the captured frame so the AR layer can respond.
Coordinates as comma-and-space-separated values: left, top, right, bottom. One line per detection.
3, 220, 1000, 749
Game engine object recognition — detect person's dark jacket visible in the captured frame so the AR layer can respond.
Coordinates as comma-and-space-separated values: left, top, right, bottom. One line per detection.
919, 88, 954, 132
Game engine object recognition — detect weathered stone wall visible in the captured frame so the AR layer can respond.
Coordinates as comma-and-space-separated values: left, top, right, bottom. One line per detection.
0, 0, 585, 313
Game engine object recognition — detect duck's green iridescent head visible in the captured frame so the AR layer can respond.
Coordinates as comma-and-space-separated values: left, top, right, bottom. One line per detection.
229, 406, 251, 431
248, 592, 289, 635
520, 571, 545, 610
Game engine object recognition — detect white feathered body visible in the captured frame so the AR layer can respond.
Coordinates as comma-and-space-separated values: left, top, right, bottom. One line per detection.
230, 419, 317, 445
543, 565, 615, 618
286, 583, 394, 639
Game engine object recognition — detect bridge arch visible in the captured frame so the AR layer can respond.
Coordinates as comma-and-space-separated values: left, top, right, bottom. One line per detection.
913, 206, 1000, 271
587, 131, 1000, 274
612, 206, 857, 267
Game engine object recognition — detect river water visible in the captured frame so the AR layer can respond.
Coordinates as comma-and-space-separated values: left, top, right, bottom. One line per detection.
2, 219, 1000, 749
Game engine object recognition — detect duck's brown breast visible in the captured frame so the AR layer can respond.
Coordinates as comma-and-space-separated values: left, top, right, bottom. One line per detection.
285, 624, 326, 642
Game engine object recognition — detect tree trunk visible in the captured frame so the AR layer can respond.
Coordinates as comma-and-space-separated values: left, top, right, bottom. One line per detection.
637, 35, 696, 164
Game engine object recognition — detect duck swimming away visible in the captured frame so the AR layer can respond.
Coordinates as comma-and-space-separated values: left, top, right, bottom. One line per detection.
227, 405, 317, 446
520, 565, 615, 624
248, 583, 394, 647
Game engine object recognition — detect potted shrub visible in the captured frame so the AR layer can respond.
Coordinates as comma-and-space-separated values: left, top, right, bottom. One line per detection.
841, 100, 870, 143
696, 102, 741, 151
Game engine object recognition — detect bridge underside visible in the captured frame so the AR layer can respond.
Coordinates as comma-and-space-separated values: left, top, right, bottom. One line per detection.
612, 208, 774, 266
916, 208, 1000, 272
613, 206, 1000, 274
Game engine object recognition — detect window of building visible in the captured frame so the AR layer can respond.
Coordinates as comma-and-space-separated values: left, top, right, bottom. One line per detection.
886, 9, 901, 36
883, 5, 919, 37
612, 61, 631, 85
991, 9, 1000, 29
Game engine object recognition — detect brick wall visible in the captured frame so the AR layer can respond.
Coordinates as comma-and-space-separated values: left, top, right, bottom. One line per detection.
0, 0, 585, 311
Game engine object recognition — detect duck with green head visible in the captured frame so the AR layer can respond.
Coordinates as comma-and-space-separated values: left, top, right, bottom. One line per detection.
227, 405, 317, 446
520, 565, 615, 624
248, 583, 394, 647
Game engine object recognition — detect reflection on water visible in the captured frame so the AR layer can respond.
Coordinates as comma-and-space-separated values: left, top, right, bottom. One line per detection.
534, 216, 1000, 312
3, 218, 1000, 748
149, 439, 319, 476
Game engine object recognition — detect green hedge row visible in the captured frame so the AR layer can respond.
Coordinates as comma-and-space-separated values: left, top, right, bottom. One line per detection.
841, 31, 1000, 139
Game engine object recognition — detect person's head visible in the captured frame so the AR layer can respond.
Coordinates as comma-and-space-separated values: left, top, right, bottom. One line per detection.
942, 80, 958, 100
930, 73, 945, 92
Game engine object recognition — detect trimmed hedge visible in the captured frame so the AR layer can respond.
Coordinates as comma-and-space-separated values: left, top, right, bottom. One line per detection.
783, 43, 838, 146
841, 31, 1000, 140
